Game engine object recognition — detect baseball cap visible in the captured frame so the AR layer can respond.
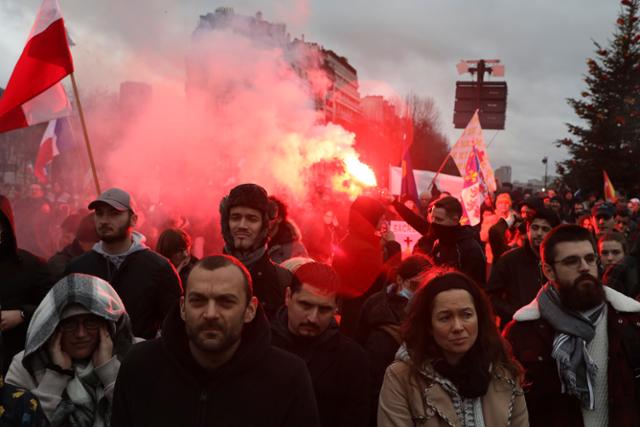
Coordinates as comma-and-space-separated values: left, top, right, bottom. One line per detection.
88, 188, 136, 213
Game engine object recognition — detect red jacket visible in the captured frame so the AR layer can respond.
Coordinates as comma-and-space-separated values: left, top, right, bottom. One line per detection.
504, 286, 640, 427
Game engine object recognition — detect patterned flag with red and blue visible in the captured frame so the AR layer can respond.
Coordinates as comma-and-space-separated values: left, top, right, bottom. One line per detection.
460, 146, 488, 226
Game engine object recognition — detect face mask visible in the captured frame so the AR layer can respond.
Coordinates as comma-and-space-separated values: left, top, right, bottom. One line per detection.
398, 287, 414, 300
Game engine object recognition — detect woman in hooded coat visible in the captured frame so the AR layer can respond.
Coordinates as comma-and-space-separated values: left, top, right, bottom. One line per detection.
5, 273, 135, 427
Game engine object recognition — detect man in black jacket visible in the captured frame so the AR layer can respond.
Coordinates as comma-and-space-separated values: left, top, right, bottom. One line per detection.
487, 208, 560, 328
219, 184, 292, 319
419, 196, 486, 286
65, 188, 182, 339
0, 195, 52, 375
271, 261, 369, 427
111, 255, 320, 427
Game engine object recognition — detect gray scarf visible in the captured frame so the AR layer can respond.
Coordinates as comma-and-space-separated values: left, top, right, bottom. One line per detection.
538, 284, 605, 409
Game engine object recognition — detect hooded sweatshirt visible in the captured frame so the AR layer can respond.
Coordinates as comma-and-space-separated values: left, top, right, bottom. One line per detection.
270, 307, 370, 427
111, 303, 320, 427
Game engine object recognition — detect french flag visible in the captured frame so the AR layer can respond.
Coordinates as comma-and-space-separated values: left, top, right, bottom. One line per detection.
0, 0, 74, 133
34, 117, 74, 183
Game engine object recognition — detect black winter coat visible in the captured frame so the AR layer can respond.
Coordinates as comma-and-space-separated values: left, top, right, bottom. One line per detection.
430, 224, 486, 286
111, 304, 320, 427
47, 239, 85, 279
245, 251, 292, 320
270, 308, 370, 427
64, 248, 182, 339
0, 196, 52, 374
355, 286, 408, 427
486, 242, 544, 327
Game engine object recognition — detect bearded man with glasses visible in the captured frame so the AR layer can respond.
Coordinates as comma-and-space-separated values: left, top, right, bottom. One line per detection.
504, 224, 640, 427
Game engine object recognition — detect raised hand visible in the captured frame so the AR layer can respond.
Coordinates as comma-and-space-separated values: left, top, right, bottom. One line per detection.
48, 330, 72, 370
92, 324, 114, 368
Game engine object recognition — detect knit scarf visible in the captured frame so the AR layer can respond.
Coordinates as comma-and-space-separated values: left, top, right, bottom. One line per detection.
538, 284, 605, 409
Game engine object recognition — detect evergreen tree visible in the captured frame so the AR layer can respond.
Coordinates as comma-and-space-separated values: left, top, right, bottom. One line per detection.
557, 0, 640, 194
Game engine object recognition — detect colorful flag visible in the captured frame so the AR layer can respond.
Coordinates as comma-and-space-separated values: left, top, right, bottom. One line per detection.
603, 170, 617, 203
34, 117, 75, 183
449, 110, 497, 192
460, 146, 488, 226
400, 116, 419, 205
0, 0, 74, 133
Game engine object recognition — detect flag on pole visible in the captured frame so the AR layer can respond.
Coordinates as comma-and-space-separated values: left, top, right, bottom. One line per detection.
34, 117, 75, 183
460, 146, 488, 226
400, 116, 419, 205
603, 170, 617, 203
449, 110, 497, 192
0, 0, 74, 133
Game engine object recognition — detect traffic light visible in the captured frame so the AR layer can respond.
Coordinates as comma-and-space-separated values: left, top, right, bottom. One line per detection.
453, 81, 507, 129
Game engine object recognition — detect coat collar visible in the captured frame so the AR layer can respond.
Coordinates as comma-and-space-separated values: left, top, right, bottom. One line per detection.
513, 285, 640, 321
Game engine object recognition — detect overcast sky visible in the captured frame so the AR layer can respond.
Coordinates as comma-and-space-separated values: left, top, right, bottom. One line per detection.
0, 0, 623, 182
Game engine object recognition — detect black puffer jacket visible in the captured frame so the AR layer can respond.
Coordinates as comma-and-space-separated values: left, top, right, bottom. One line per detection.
111, 304, 320, 427
271, 308, 370, 427
0, 195, 52, 374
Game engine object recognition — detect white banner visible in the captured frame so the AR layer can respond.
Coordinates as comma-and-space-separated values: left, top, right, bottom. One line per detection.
389, 165, 464, 198
390, 220, 423, 256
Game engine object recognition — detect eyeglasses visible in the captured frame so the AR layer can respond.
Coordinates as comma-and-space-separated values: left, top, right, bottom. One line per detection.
59, 318, 102, 332
553, 253, 598, 268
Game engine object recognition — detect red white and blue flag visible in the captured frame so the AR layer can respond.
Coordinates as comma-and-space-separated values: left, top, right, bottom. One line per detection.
460, 146, 488, 226
34, 117, 74, 183
0, 0, 74, 133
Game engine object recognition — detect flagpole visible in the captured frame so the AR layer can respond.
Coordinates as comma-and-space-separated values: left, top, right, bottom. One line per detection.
70, 73, 101, 195
428, 152, 452, 191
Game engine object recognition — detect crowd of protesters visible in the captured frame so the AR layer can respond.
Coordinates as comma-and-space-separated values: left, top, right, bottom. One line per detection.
1, 178, 640, 426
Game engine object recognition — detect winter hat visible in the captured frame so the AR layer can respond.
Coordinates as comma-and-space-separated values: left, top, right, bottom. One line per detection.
219, 183, 277, 252
349, 196, 385, 228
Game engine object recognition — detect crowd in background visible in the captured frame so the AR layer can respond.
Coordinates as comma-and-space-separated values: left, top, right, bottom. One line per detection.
1, 178, 640, 427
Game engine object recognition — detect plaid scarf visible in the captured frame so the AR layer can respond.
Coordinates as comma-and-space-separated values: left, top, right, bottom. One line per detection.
538, 284, 605, 410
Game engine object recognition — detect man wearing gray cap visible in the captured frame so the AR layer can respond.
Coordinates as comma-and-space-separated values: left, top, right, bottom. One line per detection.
65, 188, 182, 339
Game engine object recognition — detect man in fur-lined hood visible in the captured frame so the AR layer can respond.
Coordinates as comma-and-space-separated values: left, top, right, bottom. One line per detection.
504, 224, 640, 427
219, 184, 292, 319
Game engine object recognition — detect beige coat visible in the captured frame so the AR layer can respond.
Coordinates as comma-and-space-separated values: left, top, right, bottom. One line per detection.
378, 360, 528, 427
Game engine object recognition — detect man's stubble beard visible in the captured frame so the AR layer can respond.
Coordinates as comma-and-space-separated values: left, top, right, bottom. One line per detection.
185, 319, 242, 355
